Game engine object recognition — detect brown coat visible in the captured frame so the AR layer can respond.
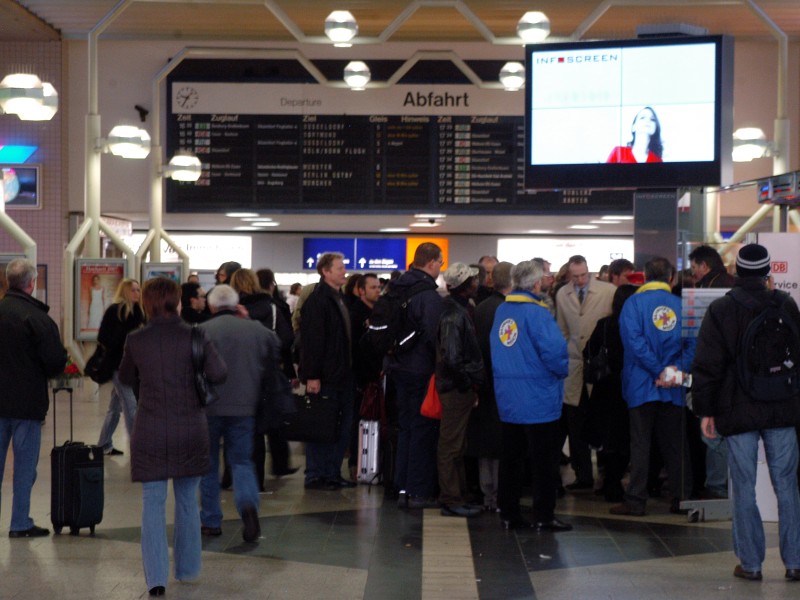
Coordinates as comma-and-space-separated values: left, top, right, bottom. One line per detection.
556, 278, 616, 407
118, 315, 227, 482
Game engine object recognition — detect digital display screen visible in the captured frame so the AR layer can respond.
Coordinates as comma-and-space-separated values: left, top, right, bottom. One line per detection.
525, 35, 732, 189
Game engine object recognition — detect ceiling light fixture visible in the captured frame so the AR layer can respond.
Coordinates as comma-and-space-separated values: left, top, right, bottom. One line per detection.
166, 152, 202, 181
325, 10, 358, 47
0, 73, 59, 121
379, 227, 410, 233
602, 215, 634, 221
410, 221, 441, 228
344, 61, 371, 90
517, 11, 551, 44
499, 62, 525, 91
414, 213, 446, 219
590, 220, 621, 224
526, 229, 553, 234
568, 224, 599, 230
226, 212, 259, 218
241, 216, 272, 222
250, 221, 280, 227
732, 127, 773, 162
106, 124, 151, 159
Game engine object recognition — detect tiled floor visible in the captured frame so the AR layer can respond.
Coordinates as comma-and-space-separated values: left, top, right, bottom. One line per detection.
0, 383, 796, 599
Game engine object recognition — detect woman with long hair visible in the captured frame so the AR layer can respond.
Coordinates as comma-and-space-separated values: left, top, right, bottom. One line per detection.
606, 106, 664, 163
118, 277, 226, 597
96, 278, 145, 455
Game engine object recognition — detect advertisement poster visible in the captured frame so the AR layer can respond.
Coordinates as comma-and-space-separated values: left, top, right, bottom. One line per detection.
758, 232, 800, 307
75, 259, 127, 341
142, 262, 183, 283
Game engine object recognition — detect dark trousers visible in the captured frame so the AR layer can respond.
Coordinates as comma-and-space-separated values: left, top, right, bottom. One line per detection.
392, 370, 439, 498
437, 389, 475, 505
625, 402, 692, 509
563, 394, 593, 485
253, 429, 291, 487
498, 419, 561, 522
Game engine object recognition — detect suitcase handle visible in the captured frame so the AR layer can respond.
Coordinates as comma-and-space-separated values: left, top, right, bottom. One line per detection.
52, 386, 73, 447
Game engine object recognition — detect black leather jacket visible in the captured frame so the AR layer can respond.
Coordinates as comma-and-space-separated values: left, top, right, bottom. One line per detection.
435, 295, 485, 394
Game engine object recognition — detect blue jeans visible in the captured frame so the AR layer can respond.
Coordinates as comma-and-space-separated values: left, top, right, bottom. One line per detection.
200, 416, 259, 528
392, 370, 439, 498
141, 477, 202, 590
305, 386, 352, 482
726, 428, 800, 572
97, 371, 137, 451
0, 418, 42, 531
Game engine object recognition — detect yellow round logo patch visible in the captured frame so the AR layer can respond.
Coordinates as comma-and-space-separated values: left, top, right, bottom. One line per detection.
652, 306, 677, 332
498, 318, 518, 347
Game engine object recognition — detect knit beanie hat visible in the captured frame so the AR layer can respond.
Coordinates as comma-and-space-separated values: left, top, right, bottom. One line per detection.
736, 243, 771, 278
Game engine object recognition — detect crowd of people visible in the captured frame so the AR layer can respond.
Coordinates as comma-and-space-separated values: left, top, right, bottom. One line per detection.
1, 241, 800, 595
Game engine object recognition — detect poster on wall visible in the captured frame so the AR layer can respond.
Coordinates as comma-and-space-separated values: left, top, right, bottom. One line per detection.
74, 259, 127, 341
1, 165, 40, 209
142, 262, 183, 283
757, 232, 800, 307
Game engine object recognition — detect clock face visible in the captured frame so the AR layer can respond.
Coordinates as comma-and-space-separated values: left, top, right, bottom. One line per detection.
176, 86, 199, 109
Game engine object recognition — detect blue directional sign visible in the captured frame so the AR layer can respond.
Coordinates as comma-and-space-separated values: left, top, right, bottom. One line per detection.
302, 238, 356, 270
354, 238, 407, 271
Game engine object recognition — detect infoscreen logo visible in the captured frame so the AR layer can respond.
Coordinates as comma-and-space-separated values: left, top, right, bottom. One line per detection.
535, 53, 620, 65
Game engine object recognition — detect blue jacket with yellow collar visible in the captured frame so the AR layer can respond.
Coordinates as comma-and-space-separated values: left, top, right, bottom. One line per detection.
490, 290, 568, 424
619, 281, 692, 409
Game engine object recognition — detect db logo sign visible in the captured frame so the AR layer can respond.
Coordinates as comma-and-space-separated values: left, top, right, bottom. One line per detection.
773, 261, 789, 273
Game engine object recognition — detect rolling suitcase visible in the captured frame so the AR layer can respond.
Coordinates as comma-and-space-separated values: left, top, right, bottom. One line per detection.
357, 419, 380, 485
50, 385, 104, 536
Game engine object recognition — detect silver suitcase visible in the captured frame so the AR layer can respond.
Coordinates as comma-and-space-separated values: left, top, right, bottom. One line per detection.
357, 420, 380, 484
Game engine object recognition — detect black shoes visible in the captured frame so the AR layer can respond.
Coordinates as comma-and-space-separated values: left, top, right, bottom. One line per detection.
786, 569, 800, 581
534, 519, 573, 532
733, 565, 762, 581
441, 504, 481, 518
565, 481, 593, 492
397, 490, 409, 509
149, 585, 166, 596
501, 516, 532, 530
408, 496, 440, 509
104, 447, 123, 456
609, 503, 646, 517
335, 477, 357, 489
200, 526, 222, 537
9, 525, 49, 538
304, 478, 339, 491
273, 467, 299, 478
241, 506, 260, 543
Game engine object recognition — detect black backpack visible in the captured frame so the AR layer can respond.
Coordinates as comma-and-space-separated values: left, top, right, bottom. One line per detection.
729, 288, 800, 402
361, 280, 435, 358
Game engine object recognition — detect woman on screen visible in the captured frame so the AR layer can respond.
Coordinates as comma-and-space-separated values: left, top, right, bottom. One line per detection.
606, 107, 663, 164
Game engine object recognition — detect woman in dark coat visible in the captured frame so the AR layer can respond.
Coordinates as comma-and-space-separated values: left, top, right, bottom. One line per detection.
96, 278, 145, 455
582, 284, 638, 502
119, 277, 226, 597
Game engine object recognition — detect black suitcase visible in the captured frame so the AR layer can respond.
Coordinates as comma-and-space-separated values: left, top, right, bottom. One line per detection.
50, 385, 104, 536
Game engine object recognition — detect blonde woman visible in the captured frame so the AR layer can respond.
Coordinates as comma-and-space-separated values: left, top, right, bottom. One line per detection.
96, 278, 144, 455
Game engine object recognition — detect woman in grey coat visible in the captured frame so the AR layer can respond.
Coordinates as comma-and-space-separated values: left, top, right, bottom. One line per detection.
119, 277, 226, 597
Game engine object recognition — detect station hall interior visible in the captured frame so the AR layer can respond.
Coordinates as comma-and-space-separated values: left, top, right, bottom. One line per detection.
2, 1, 800, 599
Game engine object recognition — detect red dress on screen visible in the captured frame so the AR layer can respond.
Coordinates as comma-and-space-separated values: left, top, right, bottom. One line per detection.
606, 146, 663, 164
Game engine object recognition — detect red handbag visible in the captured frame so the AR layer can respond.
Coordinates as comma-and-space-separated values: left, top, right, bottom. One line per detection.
420, 374, 442, 420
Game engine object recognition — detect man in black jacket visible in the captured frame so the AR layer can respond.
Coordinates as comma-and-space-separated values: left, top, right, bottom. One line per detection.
300, 252, 355, 491
692, 244, 800, 582
386, 243, 444, 508
0, 259, 67, 538
436, 263, 485, 517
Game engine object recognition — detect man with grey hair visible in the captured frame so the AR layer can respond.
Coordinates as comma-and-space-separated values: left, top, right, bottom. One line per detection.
199, 284, 279, 542
300, 252, 355, 491
0, 258, 67, 538
491, 260, 571, 532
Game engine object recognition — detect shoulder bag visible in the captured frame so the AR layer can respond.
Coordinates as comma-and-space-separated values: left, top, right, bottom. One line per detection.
190, 325, 218, 407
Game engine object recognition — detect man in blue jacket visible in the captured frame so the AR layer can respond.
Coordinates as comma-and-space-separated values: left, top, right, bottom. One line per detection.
491, 260, 571, 532
611, 257, 693, 516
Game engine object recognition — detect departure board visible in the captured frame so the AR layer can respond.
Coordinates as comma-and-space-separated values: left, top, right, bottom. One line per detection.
166, 79, 632, 214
